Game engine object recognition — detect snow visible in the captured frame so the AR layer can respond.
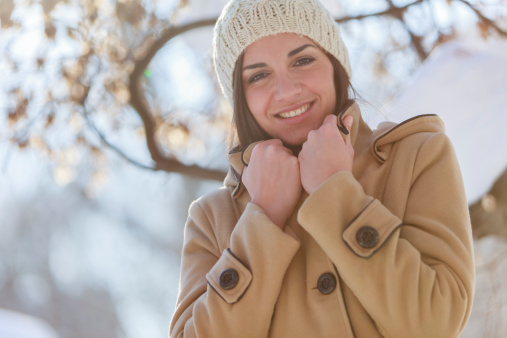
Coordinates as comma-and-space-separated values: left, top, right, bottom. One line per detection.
385, 39, 507, 204
462, 236, 507, 337
0, 308, 58, 338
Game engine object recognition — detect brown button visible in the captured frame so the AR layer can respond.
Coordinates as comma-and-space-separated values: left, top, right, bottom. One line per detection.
356, 226, 379, 248
317, 273, 336, 295
219, 269, 239, 290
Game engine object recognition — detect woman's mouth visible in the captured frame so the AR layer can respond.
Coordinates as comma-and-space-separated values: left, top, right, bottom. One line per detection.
277, 103, 312, 119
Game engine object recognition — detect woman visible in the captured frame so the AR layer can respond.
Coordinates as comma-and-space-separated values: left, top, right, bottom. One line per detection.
170, 0, 475, 337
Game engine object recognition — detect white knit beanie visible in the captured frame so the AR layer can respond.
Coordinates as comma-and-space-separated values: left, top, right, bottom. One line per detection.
213, 0, 351, 107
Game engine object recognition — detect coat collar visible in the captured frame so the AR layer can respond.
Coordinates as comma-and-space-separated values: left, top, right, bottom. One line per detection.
224, 102, 445, 197
371, 114, 444, 162
225, 102, 367, 197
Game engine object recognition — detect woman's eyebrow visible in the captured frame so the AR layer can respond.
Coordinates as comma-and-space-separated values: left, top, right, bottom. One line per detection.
288, 44, 316, 57
242, 62, 268, 71
242, 44, 316, 71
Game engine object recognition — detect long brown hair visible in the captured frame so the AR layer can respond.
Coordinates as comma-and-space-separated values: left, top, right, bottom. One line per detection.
228, 51, 354, 153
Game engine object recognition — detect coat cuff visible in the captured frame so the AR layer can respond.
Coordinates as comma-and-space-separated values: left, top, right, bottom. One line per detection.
206, 248, 252, 304
298, 170, 400, 258
230, 202, 301, 266
342, 199, 401, 258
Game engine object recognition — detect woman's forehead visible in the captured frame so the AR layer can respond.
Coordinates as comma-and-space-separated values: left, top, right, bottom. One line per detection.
243, 33, 318, 62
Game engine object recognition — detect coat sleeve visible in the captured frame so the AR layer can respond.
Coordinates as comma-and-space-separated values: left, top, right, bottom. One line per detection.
297, 132, 475, 338
170, 198, 300, 338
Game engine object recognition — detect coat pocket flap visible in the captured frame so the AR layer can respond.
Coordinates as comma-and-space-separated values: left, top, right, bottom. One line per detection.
207, 249, 252, 304
342, 200, 401, 258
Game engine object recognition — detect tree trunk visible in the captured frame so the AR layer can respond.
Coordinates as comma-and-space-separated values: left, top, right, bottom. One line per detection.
470, 167, 507, 238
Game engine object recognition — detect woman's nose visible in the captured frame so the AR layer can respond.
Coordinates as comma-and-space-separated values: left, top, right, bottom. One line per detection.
273, 73, 302, 101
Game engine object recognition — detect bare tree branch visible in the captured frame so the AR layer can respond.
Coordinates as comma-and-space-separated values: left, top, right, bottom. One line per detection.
81, 104, 155, 171
128, 18, 227, 181
83, 98, 228, 181
457, 0, 507, 37
336, 0, 424, 23
406, 31, 428, 60
470, 167, 507, 238
384, 0, 429, 61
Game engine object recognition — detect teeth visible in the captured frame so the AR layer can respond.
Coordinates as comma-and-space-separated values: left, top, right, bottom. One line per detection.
278, 103, 311, 119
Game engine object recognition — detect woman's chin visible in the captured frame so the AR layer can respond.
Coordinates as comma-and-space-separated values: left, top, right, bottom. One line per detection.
281, 134, 307, 148
277, 124, 320, 148
280, 136, 306, 155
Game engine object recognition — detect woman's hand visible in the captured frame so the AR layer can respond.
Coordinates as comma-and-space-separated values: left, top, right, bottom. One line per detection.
299, 114, 354, 195
242, 139, 302, 229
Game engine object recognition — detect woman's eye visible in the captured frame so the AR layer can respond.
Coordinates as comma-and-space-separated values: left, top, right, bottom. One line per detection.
248, 72, 268, 84
294, 57, 315, 66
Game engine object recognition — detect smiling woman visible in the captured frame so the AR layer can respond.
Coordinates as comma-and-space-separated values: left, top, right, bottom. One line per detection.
241, 34, 337, 147
169, 0, 475, 337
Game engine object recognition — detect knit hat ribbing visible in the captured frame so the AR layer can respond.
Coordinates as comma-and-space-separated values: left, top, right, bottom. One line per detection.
213, 0, 351, 107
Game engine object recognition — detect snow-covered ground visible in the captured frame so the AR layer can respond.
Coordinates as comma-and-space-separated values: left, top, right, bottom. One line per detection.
0, 308, 58, 338
464, 235, 507, 337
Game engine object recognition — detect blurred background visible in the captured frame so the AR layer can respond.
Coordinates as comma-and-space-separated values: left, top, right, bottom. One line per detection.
1, 0, 506, 337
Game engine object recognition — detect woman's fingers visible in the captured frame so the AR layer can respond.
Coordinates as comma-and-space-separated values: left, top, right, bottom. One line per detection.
299, 114, 355, 194
323, 113, 338, 127
242, 139, 302, 229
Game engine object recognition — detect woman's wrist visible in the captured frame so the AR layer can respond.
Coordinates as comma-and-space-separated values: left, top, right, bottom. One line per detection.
251, 200, 288, 230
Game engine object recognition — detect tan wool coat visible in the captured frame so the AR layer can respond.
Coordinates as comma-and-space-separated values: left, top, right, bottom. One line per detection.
170, 103, 475, 338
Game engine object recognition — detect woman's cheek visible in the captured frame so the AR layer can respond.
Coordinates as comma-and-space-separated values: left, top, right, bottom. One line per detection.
246, 91, 266, 120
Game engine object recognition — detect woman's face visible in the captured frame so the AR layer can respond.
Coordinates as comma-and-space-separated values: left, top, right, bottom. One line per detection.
241, 33, 336, 146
